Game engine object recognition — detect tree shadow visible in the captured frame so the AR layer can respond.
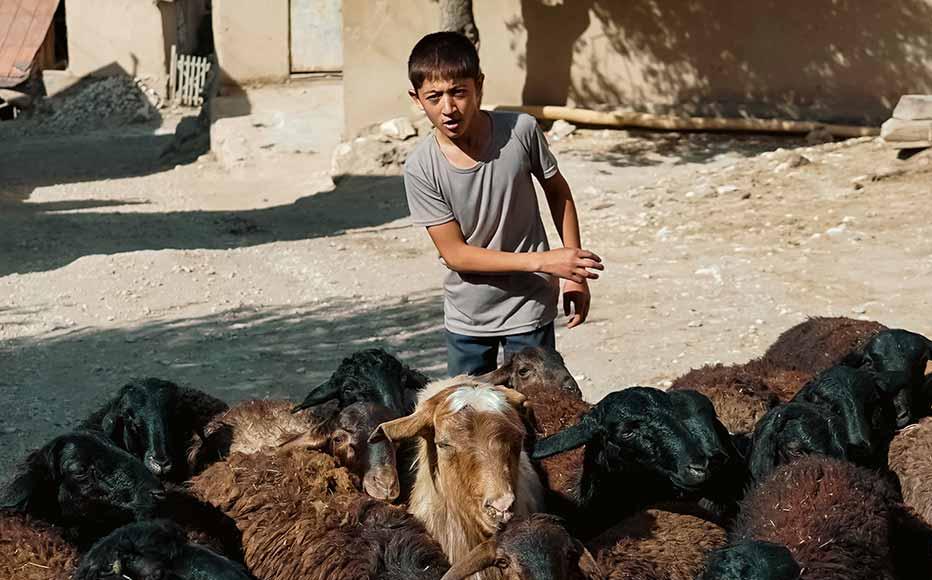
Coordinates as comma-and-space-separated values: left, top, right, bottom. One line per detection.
0, 290, 446, 475
516, 1, 932, 124
0, 174, 409, 277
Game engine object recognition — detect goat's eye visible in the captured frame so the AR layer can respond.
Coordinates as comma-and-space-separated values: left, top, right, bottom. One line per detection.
436, 441, 453, 452
495, 558, 509, 569
517, 367, 532, 378
620, 431, 636, 441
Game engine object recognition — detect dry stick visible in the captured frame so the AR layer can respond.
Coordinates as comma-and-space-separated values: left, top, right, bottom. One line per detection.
484, 104, 879, 138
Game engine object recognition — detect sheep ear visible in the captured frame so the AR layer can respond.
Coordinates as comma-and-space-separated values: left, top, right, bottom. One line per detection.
0, 442, 58, 511
575, 541, 605, 580
440, 539, 499, 580
747, 411, 784, 482
369, 408, 434, 444
532, 416, 599, 460
292, 378, 341, 413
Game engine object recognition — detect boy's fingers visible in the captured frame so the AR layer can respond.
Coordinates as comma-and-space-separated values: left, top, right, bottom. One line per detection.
566, 313, 582, 329
578, 259, 605, 271
577, 250, 602, 262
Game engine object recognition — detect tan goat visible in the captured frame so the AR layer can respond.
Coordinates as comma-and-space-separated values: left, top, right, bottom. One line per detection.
370, 377, 544, 579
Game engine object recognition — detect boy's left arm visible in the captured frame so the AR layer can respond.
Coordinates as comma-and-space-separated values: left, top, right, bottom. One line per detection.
542, 170, 592, 329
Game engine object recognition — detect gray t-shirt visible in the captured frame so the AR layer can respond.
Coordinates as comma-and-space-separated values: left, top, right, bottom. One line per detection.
404, 111, 560, 337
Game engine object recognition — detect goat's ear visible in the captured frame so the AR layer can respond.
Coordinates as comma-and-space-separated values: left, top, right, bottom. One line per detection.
494, 386, 528, 410
292, 378, 341, 413
440, 538, 499, 580
575, 541, 605, 580
532, 416, 600, 459
747, 411, 784, 482
478, 364, 514, 387
369, 409, 434, 444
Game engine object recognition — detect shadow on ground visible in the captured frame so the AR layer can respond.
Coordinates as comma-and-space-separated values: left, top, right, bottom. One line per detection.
0, 290, 445, 474
0, 173, 408, 277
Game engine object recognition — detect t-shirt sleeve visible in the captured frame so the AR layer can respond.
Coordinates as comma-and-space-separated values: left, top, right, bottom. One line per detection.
404, 160, 455, 227
521, 114, 559, 182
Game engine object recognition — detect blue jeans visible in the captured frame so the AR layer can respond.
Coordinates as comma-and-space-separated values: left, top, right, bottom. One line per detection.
446, 322, 556, 376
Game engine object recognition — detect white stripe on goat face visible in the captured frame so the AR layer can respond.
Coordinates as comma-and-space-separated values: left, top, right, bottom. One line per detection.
447, 386, 508, 414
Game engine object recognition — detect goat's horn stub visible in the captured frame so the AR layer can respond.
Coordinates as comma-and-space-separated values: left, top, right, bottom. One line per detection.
440, 539, 500, 580
291, 378, 341, 413
532, 416, 599, 459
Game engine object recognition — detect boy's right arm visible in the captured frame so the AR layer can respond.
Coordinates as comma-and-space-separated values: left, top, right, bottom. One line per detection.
427, 220, 603, 283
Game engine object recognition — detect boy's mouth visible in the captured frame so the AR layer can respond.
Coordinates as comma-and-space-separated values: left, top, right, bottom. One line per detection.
442, 118, 461, 131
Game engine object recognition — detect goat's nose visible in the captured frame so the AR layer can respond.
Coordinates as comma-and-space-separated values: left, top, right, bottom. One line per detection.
149, 487, 167, 501
684, 461, 710, 484
484, 494, 515, 523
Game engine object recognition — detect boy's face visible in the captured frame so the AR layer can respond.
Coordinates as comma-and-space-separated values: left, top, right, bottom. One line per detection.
409, 75, 484, 141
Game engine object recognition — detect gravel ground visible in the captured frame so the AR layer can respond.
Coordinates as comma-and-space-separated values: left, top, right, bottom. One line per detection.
1, 113, 930, 476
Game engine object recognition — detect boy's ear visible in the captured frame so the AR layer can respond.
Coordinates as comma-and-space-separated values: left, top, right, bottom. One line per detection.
476, 73, 484, 103
408, 88, 424, 110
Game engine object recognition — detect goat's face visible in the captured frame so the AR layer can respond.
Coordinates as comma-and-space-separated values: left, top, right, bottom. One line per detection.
371, 384, 531, 534
440, 514, 603, 580
748, 402, 849, 482
331, 402, 401, 501
102, 378, 178, 478
1, 432, 165, 527
792, 366, 893, 463
855, 329, 932, 427
699, 540, 800, 580
480, 347, 581, 398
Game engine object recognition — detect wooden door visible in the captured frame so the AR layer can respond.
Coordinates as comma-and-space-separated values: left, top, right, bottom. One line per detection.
290, 0, 343, 73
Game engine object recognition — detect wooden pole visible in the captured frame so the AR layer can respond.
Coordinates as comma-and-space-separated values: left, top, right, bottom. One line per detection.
484, 104, 879, 138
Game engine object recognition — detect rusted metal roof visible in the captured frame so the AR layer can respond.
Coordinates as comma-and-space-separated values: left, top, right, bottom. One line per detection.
0, 0, 60, 88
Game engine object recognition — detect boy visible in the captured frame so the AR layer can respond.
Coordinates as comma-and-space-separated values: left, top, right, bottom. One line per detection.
403, 31, 603, 376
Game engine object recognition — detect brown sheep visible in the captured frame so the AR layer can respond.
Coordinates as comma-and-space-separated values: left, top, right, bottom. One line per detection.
762, 316, 887, 378
0, 512, 79, 580
732, 456, 902, 580
586, 509, 727, 580
188, 448, 449, 580
188, 399, 402, 500
370, 377, 545, 579
669, 359, 806, 433
889, 417, 932, 527
479, 347, 582, 400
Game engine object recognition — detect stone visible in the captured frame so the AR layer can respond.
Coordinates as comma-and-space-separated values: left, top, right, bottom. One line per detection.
379, 117, 417, 141
716, 185, 739, 195
774, 153, 811, 173
881, 118, 932, 145
548, 119, 577, 141
892, 95, 932, 121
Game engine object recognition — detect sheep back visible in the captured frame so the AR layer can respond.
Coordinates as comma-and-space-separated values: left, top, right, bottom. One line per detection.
587, 509, 726, 580
0, 511, 79, 580
670, 362, 781, 434
763, 317, 887, 375
733, 456, 899, 580
889, 417, 932, 527
525, 390, 592, 500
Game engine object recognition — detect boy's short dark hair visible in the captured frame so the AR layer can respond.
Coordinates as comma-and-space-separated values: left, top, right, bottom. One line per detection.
408, 31, 481, 93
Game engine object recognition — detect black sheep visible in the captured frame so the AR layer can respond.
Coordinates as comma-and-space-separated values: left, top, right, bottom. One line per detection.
292, 348, 429, 415
81, 377, 228, 481
790, 365, 897, 467
0, 431, 164, 542
746, 401, 848, 483
532, 387, 745, 536
697, 540, 801, 580
74, 519, 253, 580
843, 328, 932, 427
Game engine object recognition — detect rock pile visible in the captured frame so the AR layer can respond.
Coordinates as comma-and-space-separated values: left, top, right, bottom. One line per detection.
881, 95, 932, 151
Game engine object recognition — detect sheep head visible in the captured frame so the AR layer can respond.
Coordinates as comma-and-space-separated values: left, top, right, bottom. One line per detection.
1, 431, 165, 531
699, 540, 801, 580
330, 402, 402, 502
846, 328, 932, 427
292, 348, 421, 415
100, 378, 178, 478
371, 382, 538, 540
479, 347, 581, 399
440, 514, 603, 580
747, 402, 849, 482
533, 388, 734, 496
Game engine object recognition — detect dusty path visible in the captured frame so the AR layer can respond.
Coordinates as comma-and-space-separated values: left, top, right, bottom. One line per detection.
1, 117, 930, 475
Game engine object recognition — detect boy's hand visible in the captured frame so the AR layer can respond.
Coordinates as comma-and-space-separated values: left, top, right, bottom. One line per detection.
539, 248, 603, 283
563, 279, 591, 329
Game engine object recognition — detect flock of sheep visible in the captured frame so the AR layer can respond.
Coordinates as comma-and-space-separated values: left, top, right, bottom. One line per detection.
2, 316, 932, 580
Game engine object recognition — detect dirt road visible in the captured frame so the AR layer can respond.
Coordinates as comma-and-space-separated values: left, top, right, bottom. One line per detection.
1, 115, 930, 475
